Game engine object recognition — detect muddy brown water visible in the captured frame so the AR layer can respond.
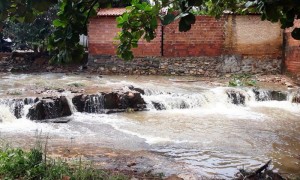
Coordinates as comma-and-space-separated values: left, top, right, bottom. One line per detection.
0, 73, 299, 179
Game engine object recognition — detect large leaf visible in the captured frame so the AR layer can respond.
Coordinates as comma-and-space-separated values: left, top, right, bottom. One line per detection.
292, 28, 300, 40
162, 14, 176, 25
53, 19, 66, 27
183, 13, 196, 25
179, 18, 191, 32
187, 0, 203, 6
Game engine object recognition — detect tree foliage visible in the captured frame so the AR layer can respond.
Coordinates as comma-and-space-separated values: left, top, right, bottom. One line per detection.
117, 0, 300, 60
2, 6, 57, 52
1, 0, 300, 62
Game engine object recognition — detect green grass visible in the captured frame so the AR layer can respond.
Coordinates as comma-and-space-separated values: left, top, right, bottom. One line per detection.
228, 74, 257, 87
67, 82, 85, 88
7, 90, 22, 95
0, 147, 128, 180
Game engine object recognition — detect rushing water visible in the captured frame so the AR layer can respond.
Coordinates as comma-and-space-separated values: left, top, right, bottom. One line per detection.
0, 73, 299, 179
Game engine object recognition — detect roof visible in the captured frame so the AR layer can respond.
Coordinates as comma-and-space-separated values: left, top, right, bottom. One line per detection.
97, 8, 126, 16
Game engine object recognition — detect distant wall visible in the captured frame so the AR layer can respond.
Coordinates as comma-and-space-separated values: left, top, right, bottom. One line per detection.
224, 16, 282, 58
163, 16, 225, 57
89, 15, 282, 59
88, 17, 161, 57
88, 14, 284, 76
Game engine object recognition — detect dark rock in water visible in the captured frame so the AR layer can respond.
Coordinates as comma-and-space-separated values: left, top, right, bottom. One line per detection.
85, 94, 105, 113
72, 94, 105, 113
227, 90, 246, 105
292, 90, 300, 103
72, 91, 147, 114
151, 101, 166, 110
253, 89, 287, 101
27, 96, 72, 121
253, 89, 270, 101
119, 92, 146, 109
128, 85, 145, 95
72, 94, 85, 112
103, 93, 119, 109
13, 99, 24, 119
24, 98, 33, 105
270, 91, 287, 101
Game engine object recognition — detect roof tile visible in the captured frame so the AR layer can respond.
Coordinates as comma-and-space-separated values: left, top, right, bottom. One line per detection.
97, 8, 126, 16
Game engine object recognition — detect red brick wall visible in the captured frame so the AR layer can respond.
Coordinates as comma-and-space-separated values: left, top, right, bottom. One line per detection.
163, 16, 225, 57
285, 20, 300, 75
88, 17, 161, 57
88, 15, 282, 59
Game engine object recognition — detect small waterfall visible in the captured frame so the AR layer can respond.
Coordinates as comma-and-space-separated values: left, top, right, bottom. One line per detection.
143, 87, 294, 111
83, 94, 105, 113
143, 88, 241, 110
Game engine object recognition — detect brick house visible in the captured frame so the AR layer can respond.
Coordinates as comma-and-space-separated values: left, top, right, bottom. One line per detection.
88, 8, 300, 76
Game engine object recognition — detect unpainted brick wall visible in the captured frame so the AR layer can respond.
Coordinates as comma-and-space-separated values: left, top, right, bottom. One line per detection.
88, 17, 161, 57
285, 20, 300, 75
88, 15, 283, 59
163, 16, 225, 57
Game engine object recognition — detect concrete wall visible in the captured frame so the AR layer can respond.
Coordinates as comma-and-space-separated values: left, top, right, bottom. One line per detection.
224, 16, 282, 58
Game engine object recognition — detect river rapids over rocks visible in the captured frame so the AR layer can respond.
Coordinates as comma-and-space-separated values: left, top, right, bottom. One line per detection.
0, 73, 299, 179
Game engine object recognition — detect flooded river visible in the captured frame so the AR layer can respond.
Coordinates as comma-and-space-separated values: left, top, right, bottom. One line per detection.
0, 73, 299, 179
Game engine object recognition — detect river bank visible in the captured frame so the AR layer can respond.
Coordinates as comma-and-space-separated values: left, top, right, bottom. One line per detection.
0, 73, 299, 179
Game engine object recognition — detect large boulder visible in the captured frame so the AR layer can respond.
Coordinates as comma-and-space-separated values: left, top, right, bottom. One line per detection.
27, 96, 72, 121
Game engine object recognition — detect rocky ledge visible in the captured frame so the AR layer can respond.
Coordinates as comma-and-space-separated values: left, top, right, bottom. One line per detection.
1, 86, 300, 122
0, 87, 146, 122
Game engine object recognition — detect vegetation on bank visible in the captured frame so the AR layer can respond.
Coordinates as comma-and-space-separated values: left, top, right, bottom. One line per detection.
228, 74, 257, 87
0, 146, 130, 180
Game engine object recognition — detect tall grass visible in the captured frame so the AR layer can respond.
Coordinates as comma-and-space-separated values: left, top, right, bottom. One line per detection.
0, 132, 128, 180
0, 146, 129, 180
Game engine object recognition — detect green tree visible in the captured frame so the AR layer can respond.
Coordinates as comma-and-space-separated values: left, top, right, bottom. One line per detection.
2, 6, 57, 52
1, 0, 299, 62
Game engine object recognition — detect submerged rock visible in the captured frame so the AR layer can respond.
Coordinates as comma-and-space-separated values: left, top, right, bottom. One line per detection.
292, 90, 300, 103
151, 101, 166, 110
253, 89, 287, 101
27, 96, 72, 120
13, 99, 24, 119
226, 90, 246, 105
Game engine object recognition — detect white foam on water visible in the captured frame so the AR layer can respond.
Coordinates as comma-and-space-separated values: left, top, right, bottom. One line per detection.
0, 105, 17, 123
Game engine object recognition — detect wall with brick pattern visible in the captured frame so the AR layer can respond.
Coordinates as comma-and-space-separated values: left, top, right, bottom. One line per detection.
285, 20, 300, 75
88, 17, 161, 57
163, 16, 225, 57
88, 15, 295, 76
88, 15, 282, 59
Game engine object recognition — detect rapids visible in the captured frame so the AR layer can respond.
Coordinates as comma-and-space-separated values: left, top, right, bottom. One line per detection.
0, 73, 299, 179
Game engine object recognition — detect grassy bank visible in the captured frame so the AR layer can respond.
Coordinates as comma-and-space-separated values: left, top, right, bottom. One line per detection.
0, 146, 132, 180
